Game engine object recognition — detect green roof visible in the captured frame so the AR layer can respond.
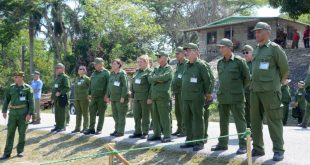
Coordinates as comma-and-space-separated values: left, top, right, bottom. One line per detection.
181, 16, 307, 32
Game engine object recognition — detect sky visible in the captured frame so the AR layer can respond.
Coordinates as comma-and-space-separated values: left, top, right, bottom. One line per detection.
254, 6, 280, 17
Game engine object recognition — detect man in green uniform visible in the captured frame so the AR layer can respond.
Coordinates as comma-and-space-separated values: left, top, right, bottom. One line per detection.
129, 55, 152, 139
301, 66, 310, 128
107, 59, 129, 137
242, 45, 253, 128
72, 66, 91, 133
179, 43, 213, 151
203, 61, 215, 142
211, 39, 250, 154
147, 51, 173, 143
250, 22, 289, 161
51, 63, 71, 132
294, 81, 306, 124
84, 58, 110, 135
281, 78, 291, 125
1, 72, 34, 160
171, 47, 187, 137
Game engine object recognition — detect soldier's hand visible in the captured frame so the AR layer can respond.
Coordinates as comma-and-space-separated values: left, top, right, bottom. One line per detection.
88, 95, 92, 100
56, 92, 61, 97
2, 113, 7, 119
147, 99, 152, 105
105, 97, 110, 103
120, 97, 125, 103
25, 115, 31, 122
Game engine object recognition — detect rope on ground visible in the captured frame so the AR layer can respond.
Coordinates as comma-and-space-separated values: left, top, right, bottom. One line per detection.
38, 131, 250, 165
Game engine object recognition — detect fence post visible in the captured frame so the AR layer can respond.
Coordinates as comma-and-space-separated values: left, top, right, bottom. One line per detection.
246, 128, 252, 165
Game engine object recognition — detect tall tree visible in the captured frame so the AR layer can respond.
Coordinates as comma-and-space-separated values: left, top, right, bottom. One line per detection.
269, 0, 310, 19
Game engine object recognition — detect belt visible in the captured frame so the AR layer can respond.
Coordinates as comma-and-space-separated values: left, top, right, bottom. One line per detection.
9, 105, 27, 109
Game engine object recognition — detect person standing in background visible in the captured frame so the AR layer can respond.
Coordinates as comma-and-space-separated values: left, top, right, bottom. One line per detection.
30, 71, 43, 124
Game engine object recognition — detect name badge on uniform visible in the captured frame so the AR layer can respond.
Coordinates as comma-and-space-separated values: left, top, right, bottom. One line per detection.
20, 96, 26, 101
298, 93, 302, 95
190, 77, 197, 83
54, 84, 59, 88
135, 79, 141, 84
177, 74, 182, 79
259, 62, 269, 70
114, 81, 120, 86
77, 81, 82, 85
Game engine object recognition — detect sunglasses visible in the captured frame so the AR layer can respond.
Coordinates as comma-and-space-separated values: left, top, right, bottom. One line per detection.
79, 68, 85, 70
243, 51, 249, 55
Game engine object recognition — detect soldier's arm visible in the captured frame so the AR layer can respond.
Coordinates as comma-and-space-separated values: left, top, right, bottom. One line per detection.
305, 74, 310, 89
105, 71, 111, 98
152, 66, 173, 82
241, 60, 251, 87
61, 76, 70, 95
2, 87, 11, 113
205, 62, 215, 94
120, 72, 128, 98
27, 87, 35, 115
275, 45, 289, 81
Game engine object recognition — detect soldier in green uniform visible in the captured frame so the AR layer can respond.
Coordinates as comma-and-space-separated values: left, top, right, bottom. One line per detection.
84, 58, 110, 135
294, 81, 306, 124
147, 51, 173, 143
179, 43, 213, 151
106, 59, 129, 137
250, 22, 289, 161
1, 72, 34, 160
242, 45, 253, 128
129, 55, 152, 139
211, 39, 250, 154
203, 61, 215, 142
72, 66, 91, 133
281, 78, 291, 125
171, 47, 187, 137
51, 63, 71, 132
301, 66, 310, 128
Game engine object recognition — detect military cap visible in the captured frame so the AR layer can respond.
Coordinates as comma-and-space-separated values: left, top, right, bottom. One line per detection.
216, 38, 233, 47
183, 43, 198, 50
13, 71, 25, 77
298, 81, 305, 85
32, 71, 41, 76
242, 45, 254, 51
155, 51, 169, 57
55, 63, 65, 68
252, 22, 271, 31
93, 57, 104, 64
176, 47, 184, 53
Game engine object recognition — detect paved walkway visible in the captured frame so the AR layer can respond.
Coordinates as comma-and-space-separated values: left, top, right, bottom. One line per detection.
1, 113, 309, 165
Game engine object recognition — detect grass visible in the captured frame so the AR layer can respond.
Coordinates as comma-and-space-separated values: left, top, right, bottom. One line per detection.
0, 126, 248, 165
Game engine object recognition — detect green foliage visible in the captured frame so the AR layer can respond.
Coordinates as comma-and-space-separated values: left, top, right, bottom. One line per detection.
269, 0, 310, 19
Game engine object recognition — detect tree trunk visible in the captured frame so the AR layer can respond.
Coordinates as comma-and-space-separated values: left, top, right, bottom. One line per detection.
29, 15, 35, 74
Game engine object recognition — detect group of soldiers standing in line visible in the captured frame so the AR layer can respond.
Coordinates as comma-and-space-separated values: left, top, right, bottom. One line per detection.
1, 22, 310, 162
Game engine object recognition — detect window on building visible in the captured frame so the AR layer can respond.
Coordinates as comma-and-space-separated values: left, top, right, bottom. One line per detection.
247, 26, 255, 40
207, 31, 217, 44
224, 28, 234, 39
287, 26, 294, 40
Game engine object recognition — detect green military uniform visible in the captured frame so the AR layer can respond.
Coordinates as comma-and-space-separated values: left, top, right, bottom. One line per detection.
250, 23, 289, 157
171, 48, 188, 135
181, 44, 213, 148
2, 72, 34, 157
51, 64, 70, 131
148, 55, 173, 140
107, 69, 129, 135
295, 87, 306, 123
302, 74, 310, 126
281, 84, 291, 125
243, 45, 253, 128
87, 59, 110, 134
73, 75, 91, 132
203, 62, 215, 140
216, 47, 250, 150
131, 68, 152, 136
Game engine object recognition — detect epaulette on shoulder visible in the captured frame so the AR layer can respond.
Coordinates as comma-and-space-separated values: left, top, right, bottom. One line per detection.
270, 41, 280, 47
234, 55, 244, 60
10, 83, 15, 87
